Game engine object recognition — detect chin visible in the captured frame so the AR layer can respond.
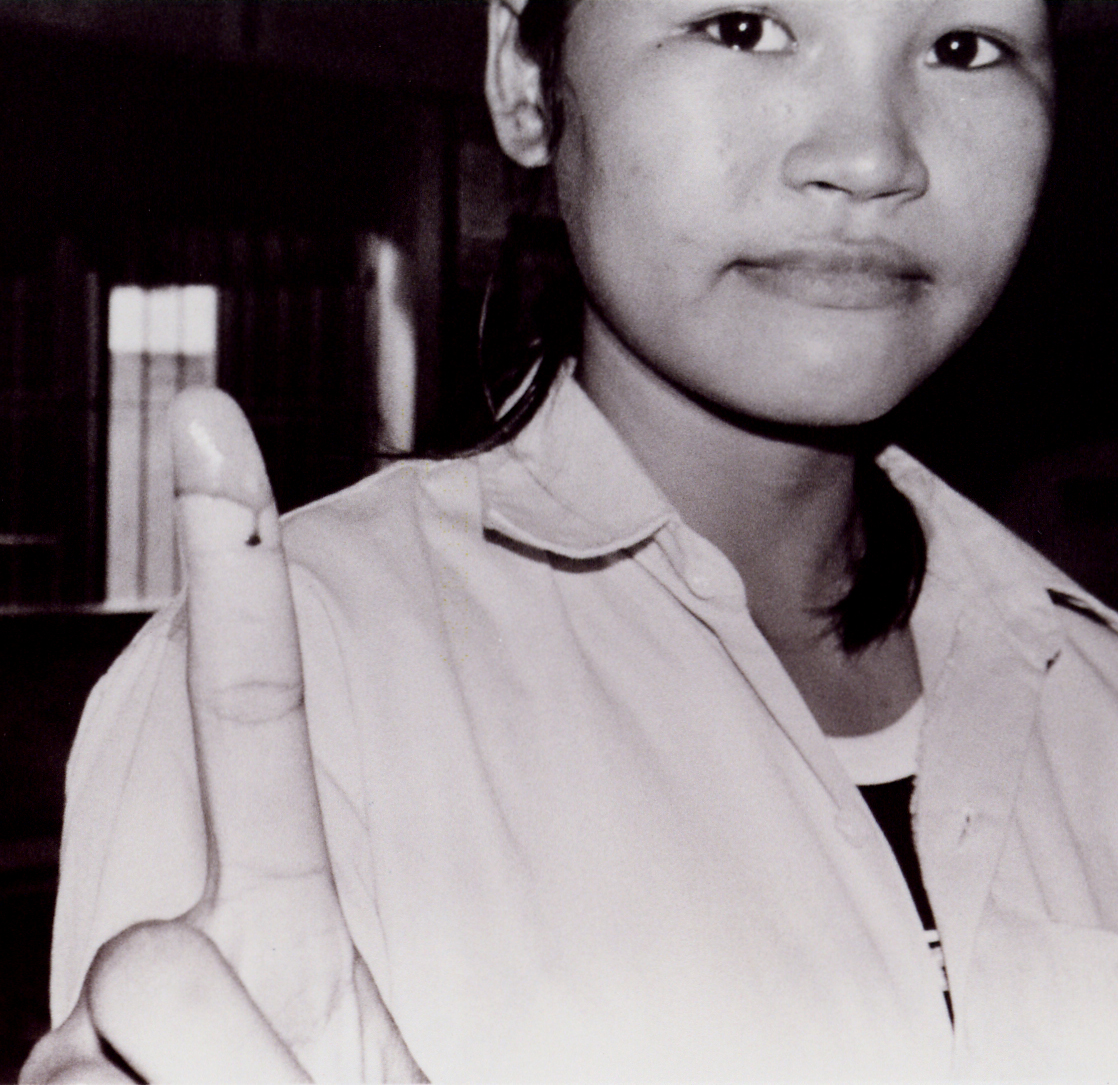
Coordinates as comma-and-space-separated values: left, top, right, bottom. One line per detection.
677, 301, 948, 427
811, 378, 924, 425
758, 400, 899, 432
802, 379, 928, 428
703, 347, 937, 433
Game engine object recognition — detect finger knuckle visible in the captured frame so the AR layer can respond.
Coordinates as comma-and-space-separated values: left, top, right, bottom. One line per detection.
203, 680, 304, 724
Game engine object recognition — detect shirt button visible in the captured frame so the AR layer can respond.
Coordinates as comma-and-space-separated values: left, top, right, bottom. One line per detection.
835, 807, 873, 847
687, 572, 715, 599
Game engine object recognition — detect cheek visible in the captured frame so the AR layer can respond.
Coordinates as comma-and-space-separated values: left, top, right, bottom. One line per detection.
725, 98, 790, 209
928, 103, 1051, 294
555, 97, 691, 318
558, 90, 775, 345
558, 67, 746, 240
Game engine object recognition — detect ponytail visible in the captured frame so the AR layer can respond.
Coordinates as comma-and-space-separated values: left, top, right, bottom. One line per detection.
830, 456, 927, 652
472, 214, 584, 451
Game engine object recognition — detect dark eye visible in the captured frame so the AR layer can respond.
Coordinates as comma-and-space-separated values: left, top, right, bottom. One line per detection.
700, 11, 795, 53
926, 31, 1008, 70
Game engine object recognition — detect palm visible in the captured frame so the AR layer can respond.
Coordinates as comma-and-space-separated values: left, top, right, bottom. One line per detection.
188, 874, 362, 1076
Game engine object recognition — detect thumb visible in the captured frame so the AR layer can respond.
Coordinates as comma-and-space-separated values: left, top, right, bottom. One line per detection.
87, 921, 310, 1083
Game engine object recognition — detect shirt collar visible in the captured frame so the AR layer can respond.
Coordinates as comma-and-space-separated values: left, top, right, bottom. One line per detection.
477, 363, 1078, 669
880, 446, 1066, 674
477, 360, 675, 559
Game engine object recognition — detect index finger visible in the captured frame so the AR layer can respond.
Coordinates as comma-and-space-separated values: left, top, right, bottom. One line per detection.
171, 388, 330, 892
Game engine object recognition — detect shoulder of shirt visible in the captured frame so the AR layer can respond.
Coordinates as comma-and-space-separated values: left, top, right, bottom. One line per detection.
880, 446, 1118, 660
989, 525, 1118, 704
281, 453, 480, 545
89, 455, 490, 670
274, 453, 495, 614
1007, 541, 1118, 652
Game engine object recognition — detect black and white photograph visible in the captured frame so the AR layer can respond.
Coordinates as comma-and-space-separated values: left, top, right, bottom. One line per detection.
3, 0, 1118, 1079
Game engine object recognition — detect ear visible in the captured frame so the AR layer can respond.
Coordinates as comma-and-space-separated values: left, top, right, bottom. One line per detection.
486, 0, 552, 169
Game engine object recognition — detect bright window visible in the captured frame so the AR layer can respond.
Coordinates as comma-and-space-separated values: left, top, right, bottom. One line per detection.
106, 285, 218, 604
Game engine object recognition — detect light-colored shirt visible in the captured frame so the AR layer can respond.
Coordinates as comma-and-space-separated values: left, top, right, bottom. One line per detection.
53, 363, 1118, 1079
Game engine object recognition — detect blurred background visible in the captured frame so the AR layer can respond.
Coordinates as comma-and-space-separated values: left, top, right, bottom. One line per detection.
0, 0, 1115, 1077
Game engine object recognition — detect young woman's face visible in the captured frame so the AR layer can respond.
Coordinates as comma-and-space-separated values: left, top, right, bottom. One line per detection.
554, 0, 1054, 426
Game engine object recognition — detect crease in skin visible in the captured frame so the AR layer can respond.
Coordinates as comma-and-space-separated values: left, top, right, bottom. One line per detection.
202, 681, 306, 724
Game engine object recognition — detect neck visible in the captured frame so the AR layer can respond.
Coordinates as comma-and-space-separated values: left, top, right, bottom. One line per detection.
578, 325, 864, 640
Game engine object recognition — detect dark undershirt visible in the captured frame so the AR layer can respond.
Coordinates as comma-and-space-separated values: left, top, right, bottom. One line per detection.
858, 777, 935, 929
858, 776, 953, 1021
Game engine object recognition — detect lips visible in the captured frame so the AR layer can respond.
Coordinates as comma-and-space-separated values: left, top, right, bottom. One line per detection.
732, 242, 932, 310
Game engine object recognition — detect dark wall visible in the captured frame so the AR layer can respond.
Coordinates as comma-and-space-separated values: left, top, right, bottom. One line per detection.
0, 609, 150, 1082
0, 11, 498, 605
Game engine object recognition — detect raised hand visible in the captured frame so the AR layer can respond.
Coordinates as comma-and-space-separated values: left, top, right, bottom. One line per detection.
22, 390, 424, 1083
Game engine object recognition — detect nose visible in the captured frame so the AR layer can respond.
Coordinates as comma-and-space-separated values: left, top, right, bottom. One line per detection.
782, 81, 929, 204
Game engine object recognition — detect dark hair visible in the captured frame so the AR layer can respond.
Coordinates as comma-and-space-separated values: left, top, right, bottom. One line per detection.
471, 0, 949, 651
470, 0, 576, 453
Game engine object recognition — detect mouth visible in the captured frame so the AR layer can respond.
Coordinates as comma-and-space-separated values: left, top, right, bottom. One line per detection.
732, 243, 932, 310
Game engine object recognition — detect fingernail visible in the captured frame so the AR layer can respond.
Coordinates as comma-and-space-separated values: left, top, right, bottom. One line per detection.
171, 389, 272, 512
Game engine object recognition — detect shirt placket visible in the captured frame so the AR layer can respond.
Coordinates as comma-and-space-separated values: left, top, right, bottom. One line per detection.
913, 601, 1048, 1059
636, 522, 958, 1054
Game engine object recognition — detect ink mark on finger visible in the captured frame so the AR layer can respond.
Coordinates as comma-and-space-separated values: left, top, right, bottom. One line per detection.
247, 532, 261, 547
